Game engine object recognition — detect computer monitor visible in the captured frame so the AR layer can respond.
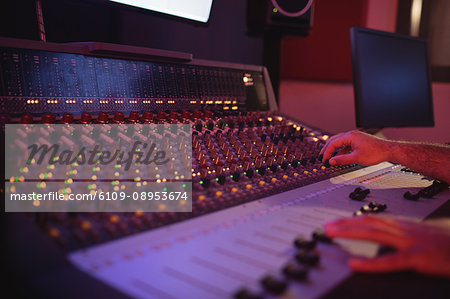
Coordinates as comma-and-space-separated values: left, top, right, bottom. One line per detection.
350, 27, 434, 129
109, 0, 214, 23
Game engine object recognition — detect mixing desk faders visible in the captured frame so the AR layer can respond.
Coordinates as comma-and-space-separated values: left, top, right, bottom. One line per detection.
1, 37, 449, 299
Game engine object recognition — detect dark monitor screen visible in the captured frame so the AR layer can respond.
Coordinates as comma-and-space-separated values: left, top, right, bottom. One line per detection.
350, 27, 434, 129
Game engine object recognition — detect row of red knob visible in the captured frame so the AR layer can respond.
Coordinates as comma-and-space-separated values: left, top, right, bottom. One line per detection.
17, 110, 216, 124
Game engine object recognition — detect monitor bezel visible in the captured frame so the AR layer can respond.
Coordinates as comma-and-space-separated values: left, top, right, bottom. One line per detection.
350, 26, 434, 129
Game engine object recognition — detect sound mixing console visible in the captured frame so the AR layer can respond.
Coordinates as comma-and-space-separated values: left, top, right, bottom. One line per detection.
1, 37, 449, 299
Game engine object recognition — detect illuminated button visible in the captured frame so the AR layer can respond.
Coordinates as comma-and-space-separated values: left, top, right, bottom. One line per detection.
293, 172, 299, 177
321, 166, 326, 170
48, 228, 60, 238
215, 191, 223, 197
271, 178, 277, 183
282, 175, 288, 179
109, 215, 119, 223
303, 171, 309, 174
80, 221, 92, 230
313, 169, 317, 172
231, 188, 238, 193
246, 184, 252, 189
259, 181, 265, 186
135, 210, 144, 217
198, 195, 206, 201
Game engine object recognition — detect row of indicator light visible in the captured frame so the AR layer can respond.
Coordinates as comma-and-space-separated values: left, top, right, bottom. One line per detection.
25, 99, 238, 105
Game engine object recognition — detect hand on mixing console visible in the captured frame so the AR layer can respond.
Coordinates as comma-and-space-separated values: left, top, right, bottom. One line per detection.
320, 130, 391, 166
320, 130, 450, 183
324, 215, 450, 278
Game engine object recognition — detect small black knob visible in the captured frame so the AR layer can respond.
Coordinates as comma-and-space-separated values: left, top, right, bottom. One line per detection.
260, 275, 287, 295
312, 229, 332, 243
283, 263, 308, 280
257, 167, 266, 176
295, 250, 320, 266
217, 174, 226, 185
232, 171, 241, 182
294, 237, 316, 250
234, 289, 262, 299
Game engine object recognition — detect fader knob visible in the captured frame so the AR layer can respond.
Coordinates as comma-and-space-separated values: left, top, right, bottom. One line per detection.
41, 113, 56, 124
61, 112, 74, 124
142, 111, 154, 123
204, 110, 213, 118
80, 112, 92, 124
169, 111, 179, 120
128, 111, 140, 123
282, 263, 308, 280
312, 229, 332, 243
193, 110, 202, 119
97, 112, 109, 123
295, 250, 320, 266
234, 289, 262, 299
181, 110, 191, 120
260, 275, 287, 295
294, 237, 316, 250
20, 113, 34, 124
113, 112, 125, 123
157, 111, 167, 121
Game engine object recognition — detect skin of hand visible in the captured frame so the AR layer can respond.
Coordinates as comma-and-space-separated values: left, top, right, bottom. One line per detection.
320, 130, 392, 166
319, 130, 450, 183
324, 215, 450, 278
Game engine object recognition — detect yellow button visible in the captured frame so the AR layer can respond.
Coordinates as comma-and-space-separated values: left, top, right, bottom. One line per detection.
81, 221, 91, 230
321, 166, 326, 170
135, 210, 143, 217
283, 175, 288, 179
259, 181, 265, 186
49, 228, 60, 238
293, 172, 299, 177
216, 191, 223, 197
109, 215, 119, 223
313, 168, 317, 172
231, 188, 238, 193
303, 170, 309, 174
246, 184, 252, 189
198, 195, 206, 201
271, 178, 277, 182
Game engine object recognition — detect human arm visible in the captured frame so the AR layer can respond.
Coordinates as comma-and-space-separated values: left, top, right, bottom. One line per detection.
320, 130, 450, 183
324, 215, 450, 278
